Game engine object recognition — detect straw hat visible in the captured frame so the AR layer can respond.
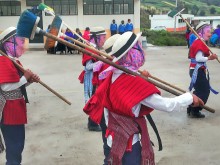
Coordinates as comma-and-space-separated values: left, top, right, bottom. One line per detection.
0, 27, 16, 44
196, 21, 210, 32
103, 34, 120, 54
110, 31, 142, 62
89, 27, 106, 35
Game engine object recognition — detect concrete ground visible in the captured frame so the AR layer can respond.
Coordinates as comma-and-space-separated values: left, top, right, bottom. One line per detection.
0, 46, 220, 165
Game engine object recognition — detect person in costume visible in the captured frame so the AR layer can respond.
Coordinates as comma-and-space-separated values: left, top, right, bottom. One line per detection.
84, 31, 204, 165
78, 27, 106, 132
118, 20, 126, 35
92, 34, 121, 165
185, 27, 190, 48
110, 19, 118, 36
83, 27, 90, 41
125, 19, 134, 32
0, 27, 40, 165
188, 22, 218, 118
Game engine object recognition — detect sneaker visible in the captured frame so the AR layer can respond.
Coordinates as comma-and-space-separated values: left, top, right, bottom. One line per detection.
190, 111, 205, 118
88, 125, 102, 132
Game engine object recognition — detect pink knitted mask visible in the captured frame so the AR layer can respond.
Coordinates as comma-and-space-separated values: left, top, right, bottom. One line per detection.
198, 25, 212, 41
118, 41, 145, 71
98, 41, 145, 80
4, 36, 26, 58
90, 34, 106, 48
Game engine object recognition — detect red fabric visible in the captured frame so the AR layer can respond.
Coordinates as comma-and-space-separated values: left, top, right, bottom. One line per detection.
82, 48, 97, 66
84, 73, 160, 123
92, 63, 110, 86
0, 56, 20, 83
3, 99, 27, 125
185, 33, 190, 40
83, 30, 90, 41
103, 73, 160, 117
83, 74, 111, 124
189, 39, 210, 68
78, 70, 85, 84
0, 57, 27, 125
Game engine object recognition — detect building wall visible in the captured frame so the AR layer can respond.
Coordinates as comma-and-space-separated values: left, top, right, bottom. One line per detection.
150, 14, 194, 32
0, 0, 140, 39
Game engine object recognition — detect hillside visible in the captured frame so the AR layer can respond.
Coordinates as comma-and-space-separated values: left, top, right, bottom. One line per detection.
141, 0, 220, 16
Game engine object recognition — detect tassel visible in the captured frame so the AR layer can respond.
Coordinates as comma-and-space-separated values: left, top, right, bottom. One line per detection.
0, 133, 5, 154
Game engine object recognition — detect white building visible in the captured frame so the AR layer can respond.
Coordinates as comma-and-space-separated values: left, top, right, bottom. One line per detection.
192, 16, 220, 29
150, 13, 220, 32
149, 14, 194, 32
0, 0, 140, 45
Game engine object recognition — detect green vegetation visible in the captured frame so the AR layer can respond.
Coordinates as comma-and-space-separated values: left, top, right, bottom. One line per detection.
141, 0, 220, 16
140, 0, 220, 45
142, 29, 187, 46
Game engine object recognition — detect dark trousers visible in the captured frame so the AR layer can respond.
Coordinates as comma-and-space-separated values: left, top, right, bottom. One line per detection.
1, 124, 25, 165
189, 69, 210, 113
122, 141, 141, 165
100, 114, 111, 165
111, 31, 117, 36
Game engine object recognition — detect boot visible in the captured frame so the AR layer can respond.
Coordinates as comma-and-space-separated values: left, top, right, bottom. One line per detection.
190, 110, 205, 118
88, 118, 101, 132
187, 106, 191, 116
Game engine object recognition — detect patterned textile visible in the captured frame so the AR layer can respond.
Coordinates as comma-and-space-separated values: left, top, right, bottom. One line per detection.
189, 59, 218, 95
3, 36, 25, 58
0, 89, 6, 121
99, 41, 145, 80
0, 88, 23, 121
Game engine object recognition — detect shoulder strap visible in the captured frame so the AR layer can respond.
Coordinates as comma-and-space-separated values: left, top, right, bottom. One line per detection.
146, 114, 163, 151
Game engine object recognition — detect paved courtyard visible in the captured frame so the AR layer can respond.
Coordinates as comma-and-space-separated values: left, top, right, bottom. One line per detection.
1, 46, 220, 165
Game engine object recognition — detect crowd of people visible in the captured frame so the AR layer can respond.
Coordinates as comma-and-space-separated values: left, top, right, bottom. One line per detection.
110, 19, 134, 36
0, 12, 218, 165
46, 25, 88, 55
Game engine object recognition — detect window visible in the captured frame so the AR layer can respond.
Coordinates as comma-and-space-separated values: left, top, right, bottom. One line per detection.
0, 1, 21, 16
83, 0, 134, 15
26, 0, 42, 6
44, 0, 77, 15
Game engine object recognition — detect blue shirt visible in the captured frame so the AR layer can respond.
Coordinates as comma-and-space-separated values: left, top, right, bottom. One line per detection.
110, 23, 117, 31
118, 24, 126, 33
125, 23, 133, 32
189, 33, 197, 47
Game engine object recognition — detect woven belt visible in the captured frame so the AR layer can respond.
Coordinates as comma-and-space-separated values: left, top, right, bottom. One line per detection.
1, 88, 23, 100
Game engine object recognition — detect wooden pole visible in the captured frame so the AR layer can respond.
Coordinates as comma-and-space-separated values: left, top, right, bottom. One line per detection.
0, 50, 72, 105
63, 35, 188, 94
39, 29, 215, 113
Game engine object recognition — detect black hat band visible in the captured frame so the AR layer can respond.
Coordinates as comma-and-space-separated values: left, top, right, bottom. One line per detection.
114, 33, 136, 58
1, 29, 16, 43
91, 30, 105, 35
105, 46, 112, 53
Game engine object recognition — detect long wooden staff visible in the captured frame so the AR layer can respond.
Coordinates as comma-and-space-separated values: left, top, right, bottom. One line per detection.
63, 34, 186, 93
177, 12, 220, 63
0, 50, 71, 105
41, 8, 91, 47
38, 28, 215, 113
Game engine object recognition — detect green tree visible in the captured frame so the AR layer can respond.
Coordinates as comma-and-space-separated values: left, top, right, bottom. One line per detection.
199, 10, 206, 16
210, 7, 216, 14
191, 5, 199, 15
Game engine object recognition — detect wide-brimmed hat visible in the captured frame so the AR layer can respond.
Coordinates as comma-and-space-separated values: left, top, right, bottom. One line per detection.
89, 27, 106, 35
0, 27, 16, 44
103, 34, 120, 54
196, 21, 210, 32
109, 31, 142, 62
